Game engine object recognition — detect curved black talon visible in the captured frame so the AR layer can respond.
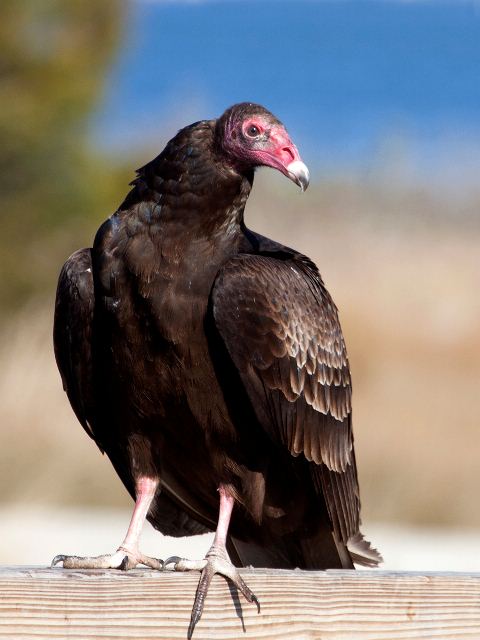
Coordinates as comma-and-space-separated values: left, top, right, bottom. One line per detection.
163, 556, 183, 569
51, 554, 66, 568
251, 592, 260, 614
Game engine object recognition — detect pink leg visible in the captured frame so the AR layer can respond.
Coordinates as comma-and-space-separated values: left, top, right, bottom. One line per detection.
165, 484, 259, 638
119, 476, 158, 557
211, 484, 235, 549
52, 476, 162, 570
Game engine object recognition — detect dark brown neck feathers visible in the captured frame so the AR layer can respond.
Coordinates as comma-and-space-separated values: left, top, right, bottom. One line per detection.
118, 120, 253, 237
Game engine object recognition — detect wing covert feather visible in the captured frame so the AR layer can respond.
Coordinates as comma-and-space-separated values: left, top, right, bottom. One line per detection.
213, 254, 352, 468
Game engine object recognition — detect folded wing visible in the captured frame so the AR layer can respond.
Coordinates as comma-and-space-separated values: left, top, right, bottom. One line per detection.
212, 253, 380, 564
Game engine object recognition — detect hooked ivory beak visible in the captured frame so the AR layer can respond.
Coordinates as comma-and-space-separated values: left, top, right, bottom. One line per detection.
286, 160, 310, 192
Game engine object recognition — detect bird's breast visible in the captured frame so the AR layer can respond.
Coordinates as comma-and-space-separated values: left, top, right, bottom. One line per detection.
95, 220, 239, 434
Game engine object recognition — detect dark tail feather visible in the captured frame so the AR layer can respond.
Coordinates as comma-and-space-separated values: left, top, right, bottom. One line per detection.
229, 526, 354, 570
228, 536, 299, 569
347, 532, 383, 567
301, 530, 353, 569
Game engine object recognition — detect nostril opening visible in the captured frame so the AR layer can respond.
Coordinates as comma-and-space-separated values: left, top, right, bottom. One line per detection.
283, 147, 295, 162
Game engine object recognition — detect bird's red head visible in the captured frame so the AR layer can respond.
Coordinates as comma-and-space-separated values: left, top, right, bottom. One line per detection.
216, 103, 310, 191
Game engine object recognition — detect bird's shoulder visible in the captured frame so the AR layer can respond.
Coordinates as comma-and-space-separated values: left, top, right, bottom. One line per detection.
217, 231, 341, 339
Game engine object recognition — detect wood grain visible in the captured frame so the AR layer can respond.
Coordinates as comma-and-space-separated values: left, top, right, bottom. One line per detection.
1, 567, 479, 639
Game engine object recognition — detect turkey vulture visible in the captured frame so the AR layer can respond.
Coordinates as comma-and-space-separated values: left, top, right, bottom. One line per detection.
53, 102, 381, 636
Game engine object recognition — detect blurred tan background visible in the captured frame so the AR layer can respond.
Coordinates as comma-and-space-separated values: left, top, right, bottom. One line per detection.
0, 1, 479, 569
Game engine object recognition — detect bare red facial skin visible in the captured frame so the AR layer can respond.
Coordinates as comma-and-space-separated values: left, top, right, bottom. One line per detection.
225, 116, 301, 170
220, 110, 308, 189
242, 118, 266, 139
252, 123, 302, 173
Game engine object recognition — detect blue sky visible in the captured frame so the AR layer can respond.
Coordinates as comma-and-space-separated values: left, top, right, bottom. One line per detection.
93, 0, 480, 182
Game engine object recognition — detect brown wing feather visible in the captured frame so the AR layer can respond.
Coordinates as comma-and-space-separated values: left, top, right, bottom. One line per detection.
53, 248, 100, 447
212, 253, 380, 563
213, 254, 352, 469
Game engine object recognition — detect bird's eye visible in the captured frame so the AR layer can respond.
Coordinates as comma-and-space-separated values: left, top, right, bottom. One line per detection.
245, 124, 261, 138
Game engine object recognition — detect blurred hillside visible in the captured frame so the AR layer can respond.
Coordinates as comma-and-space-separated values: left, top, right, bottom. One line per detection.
0, 0, 126, 311
0, 1, 479, 537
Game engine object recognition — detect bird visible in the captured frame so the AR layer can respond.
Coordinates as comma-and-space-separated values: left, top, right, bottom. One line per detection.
52, 102, 381, 636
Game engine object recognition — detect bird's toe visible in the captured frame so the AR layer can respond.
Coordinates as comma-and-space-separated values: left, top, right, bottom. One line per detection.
51, 548, 163, 571
168, 545, 259, 638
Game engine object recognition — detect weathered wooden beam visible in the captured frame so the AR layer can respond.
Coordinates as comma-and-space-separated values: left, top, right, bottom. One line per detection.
1, 567, 479, 639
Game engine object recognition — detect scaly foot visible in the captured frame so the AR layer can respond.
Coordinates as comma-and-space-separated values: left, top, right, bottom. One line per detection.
164, 545, 260, 638
51, 545, 163, 570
